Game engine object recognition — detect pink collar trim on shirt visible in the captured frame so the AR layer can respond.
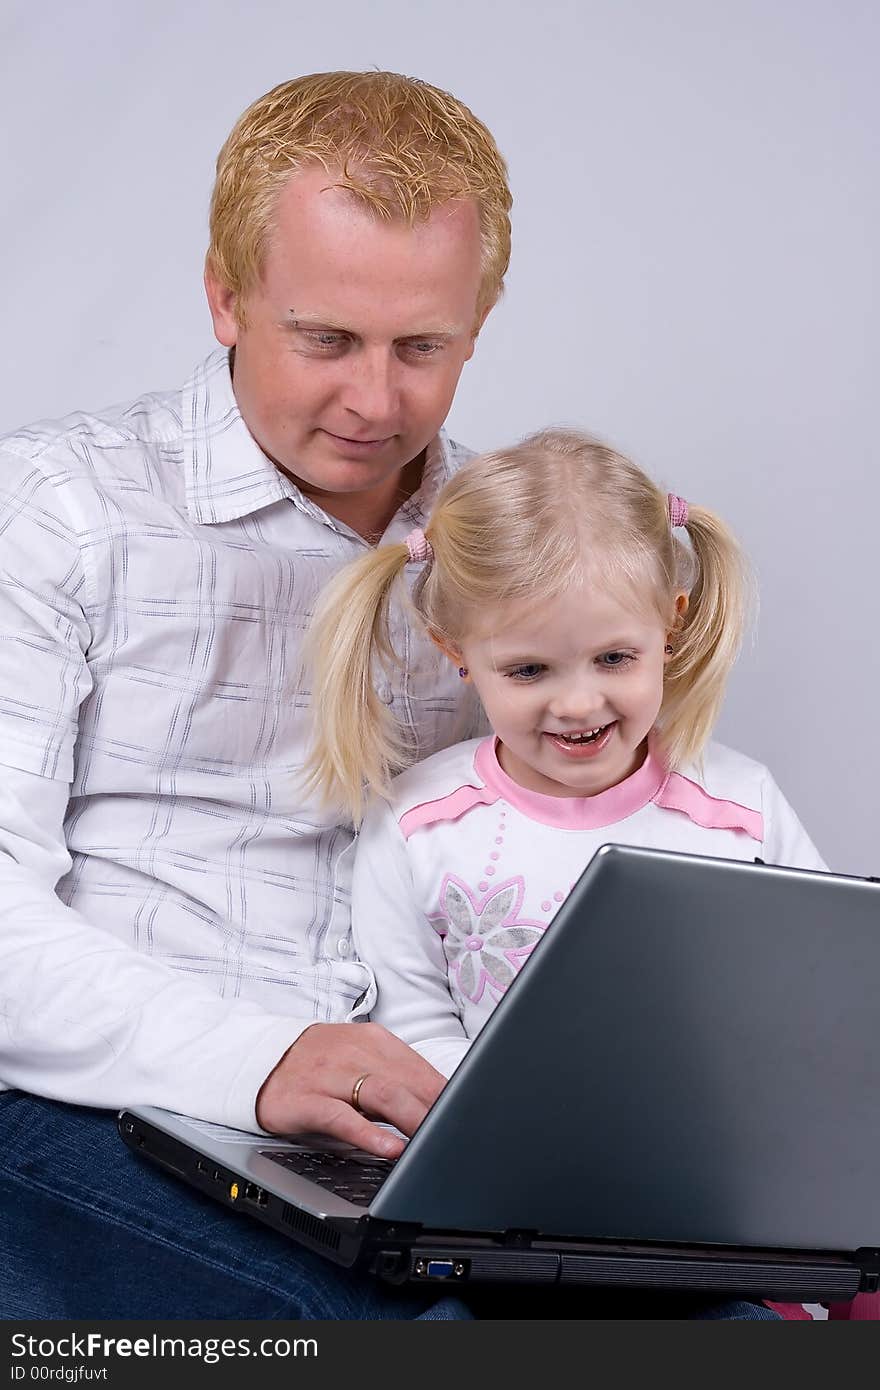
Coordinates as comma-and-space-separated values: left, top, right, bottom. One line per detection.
399, 778, 499, 839
655, 770, 763, 841
398, 736, 765, 841
473, 735, 669, 830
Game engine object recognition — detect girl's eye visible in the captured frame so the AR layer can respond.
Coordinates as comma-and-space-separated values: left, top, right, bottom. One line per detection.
599, 651, 635, 670
506, 664, 545, 681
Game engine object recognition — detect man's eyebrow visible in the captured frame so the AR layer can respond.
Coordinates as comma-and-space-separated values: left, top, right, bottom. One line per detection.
285, 312, 463, 338
400, 323, 462, 338
285, 313, 348, 332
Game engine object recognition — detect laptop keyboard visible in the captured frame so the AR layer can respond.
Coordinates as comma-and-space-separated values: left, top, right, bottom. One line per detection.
260, 1149, 394, 1206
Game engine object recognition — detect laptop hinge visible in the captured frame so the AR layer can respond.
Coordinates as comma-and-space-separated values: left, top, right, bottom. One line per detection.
501, 1229, 539, 1248
856, 1248, 880, 1292
368, 1229, 431, 1285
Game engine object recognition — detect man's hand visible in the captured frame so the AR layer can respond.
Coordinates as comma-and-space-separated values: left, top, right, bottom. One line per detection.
255, 1022, 446, 1157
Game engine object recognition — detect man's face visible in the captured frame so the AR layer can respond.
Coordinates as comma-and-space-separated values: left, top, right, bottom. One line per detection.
205, 165, 485, 506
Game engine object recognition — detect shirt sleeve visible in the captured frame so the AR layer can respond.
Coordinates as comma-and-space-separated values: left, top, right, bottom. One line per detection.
0, 763, 309, 1130
349, 800, 470, 1078
0, 453, 308, 1130
760, 770, 829, 871
0, 452, 93, 779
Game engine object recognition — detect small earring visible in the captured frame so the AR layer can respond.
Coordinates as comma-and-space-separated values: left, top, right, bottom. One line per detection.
458, 667, 468, 678
664, 644, 674, 655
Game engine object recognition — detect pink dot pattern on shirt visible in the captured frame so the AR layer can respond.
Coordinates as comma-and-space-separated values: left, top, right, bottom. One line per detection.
485, 803, 566, 919
484, 808, 507, 883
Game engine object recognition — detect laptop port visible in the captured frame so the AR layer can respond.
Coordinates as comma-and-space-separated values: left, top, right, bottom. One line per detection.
413, 1258, 467, 1280
244, 1182, 268, 1208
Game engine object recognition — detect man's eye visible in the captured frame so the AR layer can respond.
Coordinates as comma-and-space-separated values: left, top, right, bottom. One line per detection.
303, 331, 347, 351
507, 664, 544, 681
402, 340, 443, 358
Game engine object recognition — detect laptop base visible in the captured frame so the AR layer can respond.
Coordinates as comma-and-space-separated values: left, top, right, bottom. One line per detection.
370, 1235, 874, 1301
120, 1111, 875, 1302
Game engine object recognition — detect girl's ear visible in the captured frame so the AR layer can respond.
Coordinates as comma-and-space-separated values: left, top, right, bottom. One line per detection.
667, 591, 689, 636
428, 629, 463, 667
664, 593, 690, 664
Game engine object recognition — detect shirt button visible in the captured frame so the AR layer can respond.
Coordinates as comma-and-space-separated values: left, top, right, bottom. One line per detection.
337, 938, 350, 957
377, 685, 394, 705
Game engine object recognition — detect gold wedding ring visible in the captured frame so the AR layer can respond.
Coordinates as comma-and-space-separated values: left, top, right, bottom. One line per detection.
351, 1072, 370, 1114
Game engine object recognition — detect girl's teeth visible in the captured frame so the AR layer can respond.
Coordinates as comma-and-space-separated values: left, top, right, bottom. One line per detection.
559, 725, 607, 745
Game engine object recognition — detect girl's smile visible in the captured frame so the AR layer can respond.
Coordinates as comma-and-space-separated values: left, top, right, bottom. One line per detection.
543, 722, 617, 759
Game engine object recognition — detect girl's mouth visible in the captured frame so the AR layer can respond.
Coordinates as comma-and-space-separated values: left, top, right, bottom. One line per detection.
544, 722, 616, 758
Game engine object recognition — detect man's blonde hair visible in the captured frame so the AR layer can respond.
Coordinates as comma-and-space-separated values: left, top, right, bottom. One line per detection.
207, 70, 512, 326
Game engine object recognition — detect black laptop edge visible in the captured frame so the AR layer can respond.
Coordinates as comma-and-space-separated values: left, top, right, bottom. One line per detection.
118, 1108, 878, 1300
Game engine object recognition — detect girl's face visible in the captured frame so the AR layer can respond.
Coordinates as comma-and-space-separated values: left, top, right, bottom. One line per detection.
457, 581, 676, 799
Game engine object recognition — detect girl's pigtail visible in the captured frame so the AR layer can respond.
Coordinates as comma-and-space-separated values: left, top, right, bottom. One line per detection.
302, 541, 415, 824
659, 505, 752, 768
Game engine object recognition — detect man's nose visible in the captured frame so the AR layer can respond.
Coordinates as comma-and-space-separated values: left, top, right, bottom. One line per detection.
340, 350, 399, 426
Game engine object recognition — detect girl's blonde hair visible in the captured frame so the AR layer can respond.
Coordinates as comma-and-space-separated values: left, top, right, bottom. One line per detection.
207, 70, 512, 330
304, 428, 750, 822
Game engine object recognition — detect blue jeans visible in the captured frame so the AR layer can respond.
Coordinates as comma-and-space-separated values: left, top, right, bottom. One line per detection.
0, 1093, 778, 1319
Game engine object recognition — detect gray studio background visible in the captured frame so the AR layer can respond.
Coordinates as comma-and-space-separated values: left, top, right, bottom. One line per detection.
1, 0, 876, 874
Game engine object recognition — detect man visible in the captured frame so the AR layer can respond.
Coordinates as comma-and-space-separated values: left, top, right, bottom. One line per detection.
0, 70, 776, 1321
0, 70, 508, 1318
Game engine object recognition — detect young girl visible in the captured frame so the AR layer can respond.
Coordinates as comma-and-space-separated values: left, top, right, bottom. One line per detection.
305, 427, 880, 1321
305, 426, 827, 1080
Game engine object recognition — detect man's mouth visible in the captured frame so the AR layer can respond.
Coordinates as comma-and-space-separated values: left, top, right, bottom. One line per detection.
323, 430, 394, 450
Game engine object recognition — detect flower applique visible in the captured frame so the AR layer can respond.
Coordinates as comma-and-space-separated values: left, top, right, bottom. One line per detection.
429, 875, 545, 1005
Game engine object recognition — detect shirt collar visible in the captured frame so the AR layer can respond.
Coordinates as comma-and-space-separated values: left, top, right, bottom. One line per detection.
473, 734, 669, 830
181, 348, 458, 535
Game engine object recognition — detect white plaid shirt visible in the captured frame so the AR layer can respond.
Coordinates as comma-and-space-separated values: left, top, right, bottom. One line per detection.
0, 349, 475, 1129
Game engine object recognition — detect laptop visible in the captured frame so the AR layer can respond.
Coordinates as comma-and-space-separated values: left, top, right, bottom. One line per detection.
119, 843, 880, 1302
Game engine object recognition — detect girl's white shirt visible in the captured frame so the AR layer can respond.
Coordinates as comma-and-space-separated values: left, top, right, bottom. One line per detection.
349, 736, 827, 1077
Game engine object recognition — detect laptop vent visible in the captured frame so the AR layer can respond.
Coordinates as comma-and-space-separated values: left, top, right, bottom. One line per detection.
281, 1203, 341, 1252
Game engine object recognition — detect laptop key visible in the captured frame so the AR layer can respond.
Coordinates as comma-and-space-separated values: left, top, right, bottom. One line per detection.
261, 1149, 393, 1199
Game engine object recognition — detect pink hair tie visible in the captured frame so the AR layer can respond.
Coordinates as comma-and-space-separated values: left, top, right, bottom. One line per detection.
405, 528, 433, 564
667, 493, 689, 528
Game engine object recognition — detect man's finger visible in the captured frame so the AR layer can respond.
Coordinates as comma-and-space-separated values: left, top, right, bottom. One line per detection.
297, 1094, 407, 1159
256, 1023, 447, 1135
348, 1071, 434, 1140
359, 1024, 447, 1109
296, 1022, 446, 1116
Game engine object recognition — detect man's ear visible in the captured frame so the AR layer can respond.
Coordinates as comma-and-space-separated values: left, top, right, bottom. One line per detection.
465, 300, 496, 360
204, 260, 240, 348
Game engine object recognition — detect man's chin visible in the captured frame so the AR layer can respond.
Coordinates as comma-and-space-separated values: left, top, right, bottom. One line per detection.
275, 449, 415, 502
